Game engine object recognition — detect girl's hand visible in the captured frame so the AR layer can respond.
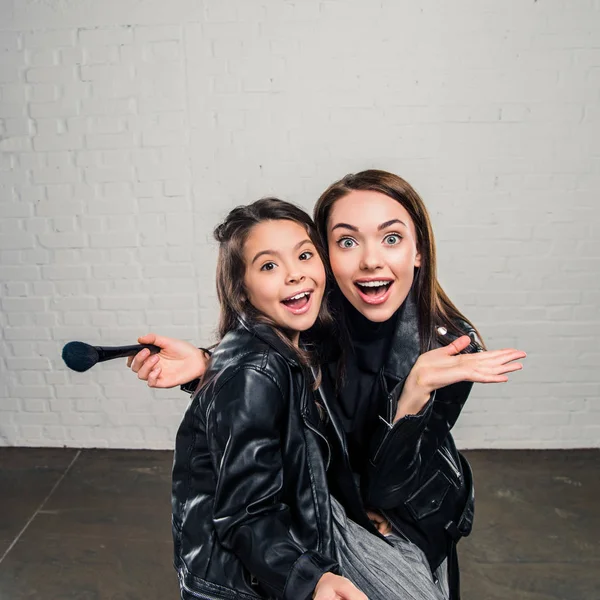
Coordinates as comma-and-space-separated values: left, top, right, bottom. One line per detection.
313, 573, 368, 600
395, 336, 526, 421
126, 333, 209, 388
365, 509, 392, 535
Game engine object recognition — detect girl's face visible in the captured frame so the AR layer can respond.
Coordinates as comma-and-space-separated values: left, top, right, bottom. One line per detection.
327, 190, 421, 322
243, 219, 326, 344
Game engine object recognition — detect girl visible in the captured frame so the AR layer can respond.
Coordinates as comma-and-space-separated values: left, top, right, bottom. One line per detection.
172, 197, 445, 600
132, 172, 526, 599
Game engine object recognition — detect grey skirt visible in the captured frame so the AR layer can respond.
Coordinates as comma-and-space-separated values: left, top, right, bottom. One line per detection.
331, 495, 449, 600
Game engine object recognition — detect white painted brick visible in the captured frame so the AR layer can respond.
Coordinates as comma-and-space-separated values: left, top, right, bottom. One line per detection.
0, 102, 26, 118
29, 99, 79, 118
24, 218, 49, 234
26, 48, 58, 67
6, 357, 51, 370
58, 46, 84, 66
3, 117, 33, 136
85, 133, 135, 149
0, 233, 35, 250
82, 45, 120, 65
0, 266, 41, 281
80, 98, 135, 116
134, 25, 181, 43
84, 165, 134, 183
33, 134, 83, 151
34, 117, 63, 135
24, 30, 75, 49
38, 232, 87, 248
26, 66, 75, 83
79, 27, 133, 47
0, 136, 32, 152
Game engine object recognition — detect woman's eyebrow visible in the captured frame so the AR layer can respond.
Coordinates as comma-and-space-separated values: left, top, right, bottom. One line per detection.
378, 219, 407, 230
330, 219, 407, 233
330, 222, 359, 233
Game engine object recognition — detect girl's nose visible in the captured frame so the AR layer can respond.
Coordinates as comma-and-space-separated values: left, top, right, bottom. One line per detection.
286, 271, 306, 284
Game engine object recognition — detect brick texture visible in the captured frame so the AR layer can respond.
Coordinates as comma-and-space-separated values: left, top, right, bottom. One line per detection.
0, 0, 598, 449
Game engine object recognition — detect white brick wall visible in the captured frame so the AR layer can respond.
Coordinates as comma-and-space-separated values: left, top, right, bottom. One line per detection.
1, 0, 599, 449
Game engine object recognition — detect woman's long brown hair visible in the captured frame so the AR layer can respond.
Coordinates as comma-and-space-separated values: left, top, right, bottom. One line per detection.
313, 169, 484, 352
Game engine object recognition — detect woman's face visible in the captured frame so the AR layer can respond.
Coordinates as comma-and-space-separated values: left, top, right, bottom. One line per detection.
327, 190, 421, 322
243, 219, 326, 344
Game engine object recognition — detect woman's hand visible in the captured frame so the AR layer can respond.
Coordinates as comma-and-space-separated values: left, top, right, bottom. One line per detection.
365, 509, 392, 535
394, 336, 527, 422
313, 573, 368, 600
126, 333, 209, 388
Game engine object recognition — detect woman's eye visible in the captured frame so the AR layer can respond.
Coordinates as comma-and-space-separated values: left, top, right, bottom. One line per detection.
260, 262, 276, 271
299, 251, 313, 261
383, 234, 402, 245
338, 237, 357, 249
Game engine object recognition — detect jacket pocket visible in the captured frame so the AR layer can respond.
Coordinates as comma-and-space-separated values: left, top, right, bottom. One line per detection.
404, 469, 453, 521
178, 567, 260, 600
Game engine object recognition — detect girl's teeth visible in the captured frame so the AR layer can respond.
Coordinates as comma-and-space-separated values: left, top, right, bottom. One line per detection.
288, 292, 308, 301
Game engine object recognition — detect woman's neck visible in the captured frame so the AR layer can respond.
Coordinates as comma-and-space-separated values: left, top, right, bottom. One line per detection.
343, 297, 400, 342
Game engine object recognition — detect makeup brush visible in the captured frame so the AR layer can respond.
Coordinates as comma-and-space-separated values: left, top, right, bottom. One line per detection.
62, 341, 161, 373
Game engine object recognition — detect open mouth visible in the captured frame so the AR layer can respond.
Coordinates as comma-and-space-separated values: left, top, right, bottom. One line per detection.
354, 280, 393, 304
281, 290, 313, 314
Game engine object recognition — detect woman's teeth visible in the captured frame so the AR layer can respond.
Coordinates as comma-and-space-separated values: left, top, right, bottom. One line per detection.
355, 281, 392, 297
356, 280, 390, 288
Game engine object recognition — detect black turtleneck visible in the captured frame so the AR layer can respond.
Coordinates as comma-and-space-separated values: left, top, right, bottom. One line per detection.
335, 296, 400, 472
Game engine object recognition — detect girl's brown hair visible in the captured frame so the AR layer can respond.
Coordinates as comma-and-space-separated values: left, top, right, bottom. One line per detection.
214, 197, 333, 377
313, 169, 484, 352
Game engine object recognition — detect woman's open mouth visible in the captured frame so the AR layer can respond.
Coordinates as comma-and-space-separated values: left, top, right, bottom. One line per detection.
354, 279, 394, 305
281, 290, 313, 315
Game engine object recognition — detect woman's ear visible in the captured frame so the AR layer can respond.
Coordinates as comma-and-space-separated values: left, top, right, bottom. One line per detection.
414, 250, 422, 268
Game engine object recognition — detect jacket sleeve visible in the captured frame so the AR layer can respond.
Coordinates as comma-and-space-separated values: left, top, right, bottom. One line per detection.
180, 346, 212, 394
206, 366, 339, 600
364, 380, 473, 509
364, 325, 481, 509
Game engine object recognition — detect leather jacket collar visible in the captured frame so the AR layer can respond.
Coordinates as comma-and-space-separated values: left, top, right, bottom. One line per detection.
237, 316, 299, 367
381, 285, 421, 389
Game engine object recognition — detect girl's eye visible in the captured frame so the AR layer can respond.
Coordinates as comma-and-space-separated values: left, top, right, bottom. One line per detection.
383, 234, 402, 245
260, 262, 276, 271
337, 237, 357, 249
299, 251, 313, 261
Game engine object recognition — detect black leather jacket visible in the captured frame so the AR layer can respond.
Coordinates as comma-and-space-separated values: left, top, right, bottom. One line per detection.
333, 310, 479, 600
172, 323, 339, 600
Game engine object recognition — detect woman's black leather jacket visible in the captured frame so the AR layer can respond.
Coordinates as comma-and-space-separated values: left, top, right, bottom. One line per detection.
319, 305, 479, 600
172, 323, 339, 600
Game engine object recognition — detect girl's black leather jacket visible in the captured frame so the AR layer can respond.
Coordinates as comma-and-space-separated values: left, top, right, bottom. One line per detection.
172, 323, 339, 600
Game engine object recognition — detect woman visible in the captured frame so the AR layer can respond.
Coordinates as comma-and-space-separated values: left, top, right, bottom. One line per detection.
131, 171, 526, 599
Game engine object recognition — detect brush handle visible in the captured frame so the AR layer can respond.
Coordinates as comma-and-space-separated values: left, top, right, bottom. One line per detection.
95, 344, 162, 363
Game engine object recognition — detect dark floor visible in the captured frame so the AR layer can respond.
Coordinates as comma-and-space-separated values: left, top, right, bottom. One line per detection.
0, 449, 598, 600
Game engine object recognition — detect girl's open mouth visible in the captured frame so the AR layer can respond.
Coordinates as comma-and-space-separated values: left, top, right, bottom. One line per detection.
354, 280, 393, 305
281, 290, 313, 315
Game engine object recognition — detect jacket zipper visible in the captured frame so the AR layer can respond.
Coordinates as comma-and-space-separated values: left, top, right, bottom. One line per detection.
371, 392, 396, 464
303, 416, 331, 471
437, 446, 461, 482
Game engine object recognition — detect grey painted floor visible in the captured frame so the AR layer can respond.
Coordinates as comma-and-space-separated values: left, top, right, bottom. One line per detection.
0, 448, 598, 599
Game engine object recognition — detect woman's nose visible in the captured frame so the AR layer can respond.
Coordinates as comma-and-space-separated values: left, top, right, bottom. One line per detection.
359, 245, 383, 270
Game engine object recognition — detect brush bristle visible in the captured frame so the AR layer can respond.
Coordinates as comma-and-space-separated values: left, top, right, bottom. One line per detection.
62, 341, 99, 372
